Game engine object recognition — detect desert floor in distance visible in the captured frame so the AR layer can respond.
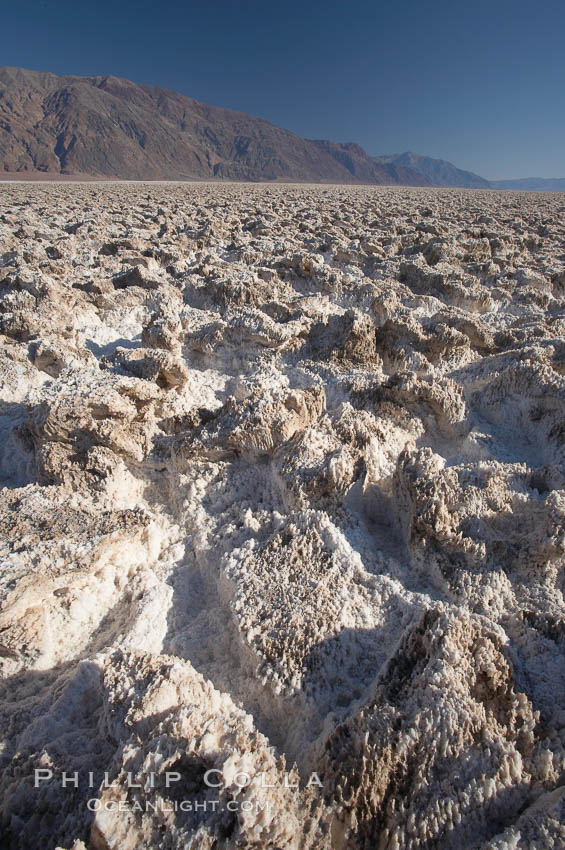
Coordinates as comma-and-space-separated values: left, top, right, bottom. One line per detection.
1, 182, 565, 849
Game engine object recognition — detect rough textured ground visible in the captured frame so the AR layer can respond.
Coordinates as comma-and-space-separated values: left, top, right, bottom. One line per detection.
0, 183, 564, 849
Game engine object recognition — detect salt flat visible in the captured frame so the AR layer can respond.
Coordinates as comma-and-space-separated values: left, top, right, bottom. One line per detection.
1, 183, 564, 849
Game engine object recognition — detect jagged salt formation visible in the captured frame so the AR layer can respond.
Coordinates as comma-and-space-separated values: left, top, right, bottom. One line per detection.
0, 183, 564, 849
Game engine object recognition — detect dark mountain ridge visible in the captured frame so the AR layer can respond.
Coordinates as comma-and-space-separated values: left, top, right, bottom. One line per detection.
0, 66, 426, 184
1, 67, 562, 188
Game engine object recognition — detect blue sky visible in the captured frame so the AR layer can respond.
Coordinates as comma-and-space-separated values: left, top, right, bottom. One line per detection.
3, 0, 564, 178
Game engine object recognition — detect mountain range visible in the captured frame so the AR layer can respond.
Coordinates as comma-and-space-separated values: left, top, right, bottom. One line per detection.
0, 67, 562, 190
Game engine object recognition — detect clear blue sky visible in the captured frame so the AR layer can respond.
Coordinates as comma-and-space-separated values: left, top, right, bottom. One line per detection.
3, 0, 564, 178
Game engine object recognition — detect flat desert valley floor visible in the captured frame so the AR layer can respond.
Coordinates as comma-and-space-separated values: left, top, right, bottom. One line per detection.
1, 183, 565, 849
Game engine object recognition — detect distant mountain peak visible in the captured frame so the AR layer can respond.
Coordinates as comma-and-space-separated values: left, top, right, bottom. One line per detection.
372, 151, 490, 189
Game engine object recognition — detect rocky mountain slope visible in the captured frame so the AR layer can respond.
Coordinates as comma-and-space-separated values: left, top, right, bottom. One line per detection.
374, 151, 491, 188
0, 66, 430, 184
1, 182, 565, 849
3, 66, 560, 189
